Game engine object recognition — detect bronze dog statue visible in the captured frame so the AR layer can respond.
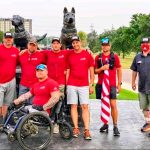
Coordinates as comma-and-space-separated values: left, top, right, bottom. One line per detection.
60, 7, 77, 49
12, 15, 47, 50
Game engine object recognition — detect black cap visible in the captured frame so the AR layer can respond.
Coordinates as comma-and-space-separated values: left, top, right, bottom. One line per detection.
71, 36, 80, 42
52, 37, 60, 43
101, 38, 110, 45
4, 32, 13, 38
141, 37, 150, 43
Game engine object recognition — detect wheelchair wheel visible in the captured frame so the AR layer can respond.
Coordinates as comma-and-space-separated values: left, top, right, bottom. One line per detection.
59, 121, 73, 140
16, 112, 53, 150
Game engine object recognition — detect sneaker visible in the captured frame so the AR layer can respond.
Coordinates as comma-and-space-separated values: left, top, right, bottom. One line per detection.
141, 123, 149, 132
100, 124, 109, 133
53, 124, 59, 134
141, 123, 150, 132
113, 126, 120, 136
73, 128, 80, 138
84, 129, 92, 140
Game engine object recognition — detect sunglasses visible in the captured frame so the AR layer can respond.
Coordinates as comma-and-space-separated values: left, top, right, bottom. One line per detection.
36, 64, 47, 70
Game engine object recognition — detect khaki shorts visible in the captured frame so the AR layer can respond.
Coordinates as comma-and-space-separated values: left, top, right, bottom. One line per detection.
0, 78, 16, 106
67, 85, 89, 104
139, 92, 150, 110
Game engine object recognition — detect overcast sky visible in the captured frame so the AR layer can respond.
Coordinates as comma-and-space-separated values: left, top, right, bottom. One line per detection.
0, 0, 149, 36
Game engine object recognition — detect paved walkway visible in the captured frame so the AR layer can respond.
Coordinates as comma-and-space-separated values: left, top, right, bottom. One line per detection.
0, 100, 150, 150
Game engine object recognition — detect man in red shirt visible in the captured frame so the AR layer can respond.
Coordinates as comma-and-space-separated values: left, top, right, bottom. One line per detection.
14, 64, 60, 114
94, 38, 122, 136
19, 39, 45, 104
42, 37, 68, 133
0, 32, 19, 121
42, 37, 67, 89
66, 36, 94, 140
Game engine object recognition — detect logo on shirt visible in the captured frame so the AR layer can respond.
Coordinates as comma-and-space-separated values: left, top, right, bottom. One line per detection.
53, 87, 58, 90
137, 60, 142, 64
58, 55, 64, 59
80, 57, 86, 61
11, 54, 17, 57
40, 86, 46, 89
31, 58, 38, 61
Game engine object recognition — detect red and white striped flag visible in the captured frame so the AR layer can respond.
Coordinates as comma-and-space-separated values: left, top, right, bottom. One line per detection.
101, 59, 111, 124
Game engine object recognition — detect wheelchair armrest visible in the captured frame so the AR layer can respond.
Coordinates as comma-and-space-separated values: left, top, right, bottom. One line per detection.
55, 100, 62, 114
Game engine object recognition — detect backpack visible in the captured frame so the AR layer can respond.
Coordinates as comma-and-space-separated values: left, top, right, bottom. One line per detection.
97, 52, 115, 70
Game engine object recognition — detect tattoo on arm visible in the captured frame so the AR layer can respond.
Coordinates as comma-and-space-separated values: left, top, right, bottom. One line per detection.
18, 92, 32, 102
43, 91, 60, 110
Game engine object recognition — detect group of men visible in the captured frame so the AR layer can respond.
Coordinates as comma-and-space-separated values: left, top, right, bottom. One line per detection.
1, 30, 149, 141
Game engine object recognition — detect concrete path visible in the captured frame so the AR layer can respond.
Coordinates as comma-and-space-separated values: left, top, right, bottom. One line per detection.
0, 100, 150, 150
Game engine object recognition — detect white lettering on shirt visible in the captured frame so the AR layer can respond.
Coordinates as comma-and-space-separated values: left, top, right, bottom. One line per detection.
80, 57, 86, 61
31, 58, 38, 61
40, 86, 46, 89
53, 87, 58, 91
58, 55, 64, 59
11, 54, 16, 57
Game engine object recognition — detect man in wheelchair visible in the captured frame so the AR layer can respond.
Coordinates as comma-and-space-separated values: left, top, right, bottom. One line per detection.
14, 64, 60, 115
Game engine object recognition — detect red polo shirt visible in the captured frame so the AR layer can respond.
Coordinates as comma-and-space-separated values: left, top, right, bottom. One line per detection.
95, 53, 121, 86
19, 50, 46, 87
42, 50, 68, 85
0, 44, 19, 83
67, 50, 94, 86
30, 78, 59, 113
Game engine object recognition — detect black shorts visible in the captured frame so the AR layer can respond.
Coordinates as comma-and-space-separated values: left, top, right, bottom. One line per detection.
95, 84, 117, 99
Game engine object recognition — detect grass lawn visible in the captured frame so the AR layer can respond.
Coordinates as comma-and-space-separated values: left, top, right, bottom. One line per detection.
119, 52, 136, 69
89, 88, 138, 100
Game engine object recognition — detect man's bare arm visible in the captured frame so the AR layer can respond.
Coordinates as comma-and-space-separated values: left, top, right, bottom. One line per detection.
132, 71, 137, 91
43, 91, 60, 110
117, 67, 122, 93
14, 91, 33, 105
94, 64, 109, 74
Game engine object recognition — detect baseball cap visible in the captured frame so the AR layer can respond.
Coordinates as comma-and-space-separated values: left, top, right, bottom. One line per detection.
28, 38, 37, 45
36, 64, 47, 71
4, 32, 13, 38
52, 37, 60, 43
71, 35, 80, 42
101, 38, 110, 45
141, 37, 150, 43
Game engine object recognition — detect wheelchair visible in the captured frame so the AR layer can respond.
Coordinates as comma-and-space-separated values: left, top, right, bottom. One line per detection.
0, 99, 73, 150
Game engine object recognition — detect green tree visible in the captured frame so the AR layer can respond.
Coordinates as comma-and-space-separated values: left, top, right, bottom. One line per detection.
0, 31, 4, 43
78, 31, 88, 48
129, 13, 150, 52
111, 26, 132, 58
87, 30, 99, 52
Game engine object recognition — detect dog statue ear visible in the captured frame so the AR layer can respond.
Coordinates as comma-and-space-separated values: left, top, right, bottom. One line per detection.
20, 16, 24, 23
71, 7, 75, 13
64, 7, 68, 13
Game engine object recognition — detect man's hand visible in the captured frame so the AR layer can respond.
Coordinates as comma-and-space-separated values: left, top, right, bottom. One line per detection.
8, 102, 16, 110
32, 105, 44, 111
117, 84, 121, 93
14, 99, 21, 105
19, 49, 27, 55
89, 86, 94, 95
132, 82, 136, 91
102, 64, 109, 70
